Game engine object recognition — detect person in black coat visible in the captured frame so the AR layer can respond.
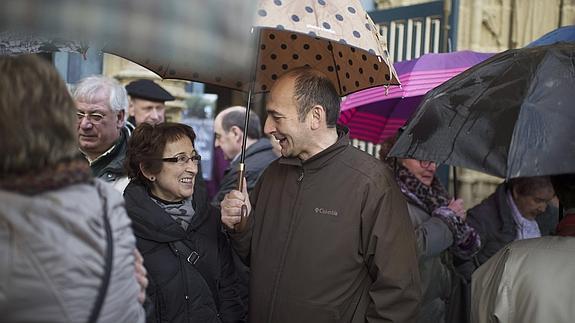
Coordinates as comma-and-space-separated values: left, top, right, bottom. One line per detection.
124, 122, 245, 323
212, 106, 277, 208
455, 177, 558, 282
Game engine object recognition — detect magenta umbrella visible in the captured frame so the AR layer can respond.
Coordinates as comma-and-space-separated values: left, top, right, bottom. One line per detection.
339, 50, 493, 143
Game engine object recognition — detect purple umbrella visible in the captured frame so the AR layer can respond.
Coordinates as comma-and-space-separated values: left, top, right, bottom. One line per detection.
339, 50, 493, 143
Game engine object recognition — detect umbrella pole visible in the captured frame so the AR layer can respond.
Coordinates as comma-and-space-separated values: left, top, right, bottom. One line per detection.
235, 27, 261, 232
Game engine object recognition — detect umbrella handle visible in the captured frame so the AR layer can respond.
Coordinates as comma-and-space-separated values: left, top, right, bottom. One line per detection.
234, 163, 249, 232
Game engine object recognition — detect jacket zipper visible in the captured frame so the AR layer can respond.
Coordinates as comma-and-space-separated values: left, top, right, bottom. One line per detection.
267, 167, 305, 321
177, 247, 193, 323
297, 169, 305, 182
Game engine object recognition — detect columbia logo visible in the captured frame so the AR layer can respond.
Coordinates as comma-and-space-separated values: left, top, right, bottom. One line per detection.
314, 208, 338, 216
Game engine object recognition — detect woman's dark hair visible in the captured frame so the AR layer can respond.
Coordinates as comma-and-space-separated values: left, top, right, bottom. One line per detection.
125, 122, 196, 187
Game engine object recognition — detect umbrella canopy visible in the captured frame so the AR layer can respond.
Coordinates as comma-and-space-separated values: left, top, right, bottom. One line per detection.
107, 0, 398, 96
527, 25, 575, 47
1, 0, 258, 76
339, 51, 493, 143
390, 42, 575, 179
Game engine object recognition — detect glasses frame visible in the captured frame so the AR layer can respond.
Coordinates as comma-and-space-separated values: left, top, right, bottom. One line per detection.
419, 160, 436, 169
161, 154, 201, 165
76, 111, 107, 124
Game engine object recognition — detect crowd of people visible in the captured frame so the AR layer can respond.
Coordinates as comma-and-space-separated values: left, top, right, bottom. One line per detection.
1, 54, 574, 323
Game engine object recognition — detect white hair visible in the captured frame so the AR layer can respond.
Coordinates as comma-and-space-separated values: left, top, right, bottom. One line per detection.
72, 75, 128, 113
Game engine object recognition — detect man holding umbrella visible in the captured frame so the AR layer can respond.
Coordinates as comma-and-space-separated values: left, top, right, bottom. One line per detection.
221, 67, 421, 323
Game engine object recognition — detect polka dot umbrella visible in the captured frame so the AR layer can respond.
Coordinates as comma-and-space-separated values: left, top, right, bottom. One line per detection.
106, 0, 399, 96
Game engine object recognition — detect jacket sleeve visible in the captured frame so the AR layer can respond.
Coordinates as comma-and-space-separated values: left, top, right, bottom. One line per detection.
410, 209, 454, 259
217, 231, 247, 323
362, 180, 422, 323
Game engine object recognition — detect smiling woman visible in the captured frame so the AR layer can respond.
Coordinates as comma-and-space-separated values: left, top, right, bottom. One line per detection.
123, 122, 246, 323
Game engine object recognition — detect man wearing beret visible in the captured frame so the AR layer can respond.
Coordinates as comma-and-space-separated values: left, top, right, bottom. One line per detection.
125, 79, 175, 127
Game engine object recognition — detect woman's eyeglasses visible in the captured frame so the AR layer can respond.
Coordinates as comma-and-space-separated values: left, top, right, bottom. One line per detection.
161, 154, 201, 165
419, 160, 436, 169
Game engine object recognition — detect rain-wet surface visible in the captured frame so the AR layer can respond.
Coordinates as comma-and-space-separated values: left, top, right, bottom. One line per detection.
390, 43, 575, 178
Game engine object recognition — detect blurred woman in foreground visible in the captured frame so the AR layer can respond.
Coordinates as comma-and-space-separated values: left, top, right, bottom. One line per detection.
0, 55, 145, 322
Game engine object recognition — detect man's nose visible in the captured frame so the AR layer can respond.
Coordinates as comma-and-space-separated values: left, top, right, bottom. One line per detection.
79, 116, 93, 129
537, 204, 546, 213
263, 117, 274, 135
150, 108, 159, 119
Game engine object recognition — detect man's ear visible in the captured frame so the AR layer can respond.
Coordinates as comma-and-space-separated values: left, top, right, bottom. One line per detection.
128, 99, 136, 117
230, 125, 244, 143
309, 105, 324, 130
116, 110, 126, 128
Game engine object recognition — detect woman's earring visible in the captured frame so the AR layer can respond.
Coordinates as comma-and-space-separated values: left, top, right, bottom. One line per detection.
150, 176, 155, 181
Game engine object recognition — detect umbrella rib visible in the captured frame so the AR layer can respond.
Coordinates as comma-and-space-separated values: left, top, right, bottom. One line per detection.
327, 41, 343, 94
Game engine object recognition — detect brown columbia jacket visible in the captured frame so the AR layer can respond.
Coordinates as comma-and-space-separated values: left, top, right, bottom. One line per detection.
230, 129, 421, 323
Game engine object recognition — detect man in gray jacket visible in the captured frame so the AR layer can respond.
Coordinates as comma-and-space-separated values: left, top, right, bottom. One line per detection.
221, 67, 421, 323
212, 106, 277, 208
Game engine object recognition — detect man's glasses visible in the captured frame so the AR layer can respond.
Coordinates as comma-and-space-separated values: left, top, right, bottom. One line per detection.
161, 154, 201, 166
77, 111, 106, 124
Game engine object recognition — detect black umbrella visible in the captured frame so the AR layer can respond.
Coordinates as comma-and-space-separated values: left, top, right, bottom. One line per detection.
390, 42, 575, 179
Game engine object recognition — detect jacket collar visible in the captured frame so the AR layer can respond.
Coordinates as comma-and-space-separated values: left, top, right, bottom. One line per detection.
278, 126, 350, 171
228, 138, 274, 169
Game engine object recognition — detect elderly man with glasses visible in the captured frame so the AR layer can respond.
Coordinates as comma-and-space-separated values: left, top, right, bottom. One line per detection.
73, 75, 131, 192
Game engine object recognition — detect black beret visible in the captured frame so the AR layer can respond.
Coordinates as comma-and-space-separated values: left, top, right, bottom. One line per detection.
125, 79, 175, 102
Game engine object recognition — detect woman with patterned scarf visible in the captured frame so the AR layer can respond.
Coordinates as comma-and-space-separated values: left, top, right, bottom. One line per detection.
379, 137, 481, 323
123, 122, 245, 323
0, 55, 145, 322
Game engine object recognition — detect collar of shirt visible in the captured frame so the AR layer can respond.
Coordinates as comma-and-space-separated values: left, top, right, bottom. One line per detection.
81, 144, 117, 165
506, 189, 541, 240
